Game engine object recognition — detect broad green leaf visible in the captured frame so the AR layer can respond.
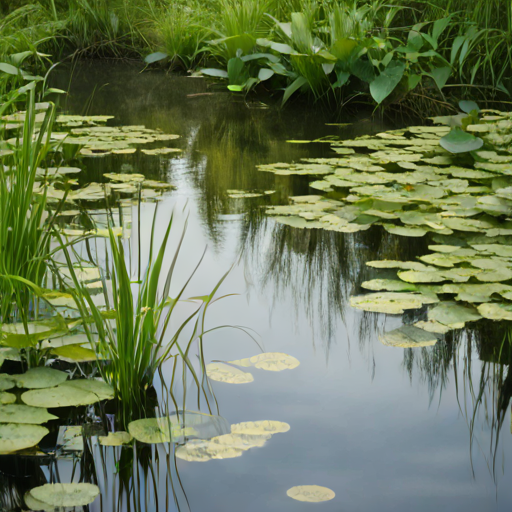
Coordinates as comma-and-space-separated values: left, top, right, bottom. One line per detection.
144, 52, 168, 64
370, 61, 406, 104
14, 367, 68, 389
380, 326, 437, 348
287, 486, 335, 502
440, 127, 483, 154
206, 362, 253, 383
0, 424, 49, 454
200, 68, 228, 78
29, 483, 100, 507
0, 405, 57, 424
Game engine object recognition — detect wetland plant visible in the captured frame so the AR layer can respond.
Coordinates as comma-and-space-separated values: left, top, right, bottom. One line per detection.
63, 207, 231, 427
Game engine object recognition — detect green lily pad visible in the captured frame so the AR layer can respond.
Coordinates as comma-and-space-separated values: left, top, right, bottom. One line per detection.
206, 362, 254, 384
477, 302, 512, 320
0, 392, 16, 404
428, 302, 482, 329
0, 404, 58, 424
29, 483, 100, 507
350, 292, 437, 314
52, 344, 97, 362
361, 279, 418, 292
286, 485, 335, 503
13, 367, 68, 389
0, 374, 15, 391
228, 352, 299, 371
440, 127, 483, 154
0, 423, 49, 454
98, 431, 132, 446
380, 326, 438, 348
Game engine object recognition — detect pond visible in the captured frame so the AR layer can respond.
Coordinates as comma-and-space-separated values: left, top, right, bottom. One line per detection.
1, 60, 512, 512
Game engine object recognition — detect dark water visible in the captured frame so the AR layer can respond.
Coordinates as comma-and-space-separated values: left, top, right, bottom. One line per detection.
4, 61, 512, 512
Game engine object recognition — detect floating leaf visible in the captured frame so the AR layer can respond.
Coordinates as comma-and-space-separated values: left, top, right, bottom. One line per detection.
286, 485, 335, 502
350, 292, 437, 314
0, 374, 15, 391
361, 280, 418, 292
0, 404, 57, 424
428, 302, 482, 329
228, 352, 300, 371
440, 127, 483, 154
206, 362, 254, 383
380, 326, 438, 348
98, 431, 132, 446
0, 392, 16, 404
13, 367, 68, 389
477, 303, 512, 321
29, 483, 100, 508
0, 423, 49, 454
52, 344, 97, 362
230, 420, 290, 435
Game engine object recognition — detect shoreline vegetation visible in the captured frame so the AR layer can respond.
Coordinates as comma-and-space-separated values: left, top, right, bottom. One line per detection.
0, 0, 511, 115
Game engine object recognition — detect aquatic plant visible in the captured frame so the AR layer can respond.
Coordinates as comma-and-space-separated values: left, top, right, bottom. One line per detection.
0, 91, 58, 331
61, 206, 231, 427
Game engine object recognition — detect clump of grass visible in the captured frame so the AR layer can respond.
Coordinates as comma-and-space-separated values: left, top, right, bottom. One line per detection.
63, 206, 231, 428
0, 90, 58, 328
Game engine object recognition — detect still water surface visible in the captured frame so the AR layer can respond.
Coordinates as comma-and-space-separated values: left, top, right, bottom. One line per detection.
50, 61, 512, 512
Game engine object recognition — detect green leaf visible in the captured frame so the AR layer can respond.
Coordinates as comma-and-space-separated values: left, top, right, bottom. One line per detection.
432, 17, 451, 43
440, 127, 483, 154
408, 73, 422, 91
227, 57, 247, 85
200, 68, 228, 78
144, 52, 168, 64
351, 58, 376, 83
240, 53, 280, 63
0, 63, 20, 76
459, 100, 480, 113
282, 76, 308, 106
428, 66, 451, 90
370, 61, 406, 104
258, 68, 274, 81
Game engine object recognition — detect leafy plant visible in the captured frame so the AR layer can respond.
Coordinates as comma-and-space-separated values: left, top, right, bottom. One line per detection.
61, 207, 232, 427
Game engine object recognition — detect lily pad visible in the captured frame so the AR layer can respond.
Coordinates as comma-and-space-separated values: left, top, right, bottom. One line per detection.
0, 392, 16, 404
98, 431, 133, 446
230, 420, 290, 435
440, 127, 483, 154
428, 302, 482, 329
361, 279, 418, 292
13, 367, 68, 389
228, 353, 300, 371
206, 362, 254, 383
29, 483, 100, 508
0, 374, 15, 391
477, 302, 512, 321
286, 485, 335, 502
380, 326, 438, 348
0, 423, 49, 454
0, 404, 58, 424
350, 292, 437, 314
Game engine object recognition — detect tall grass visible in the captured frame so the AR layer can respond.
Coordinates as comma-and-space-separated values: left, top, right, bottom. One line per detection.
0, 90, 57, 328
62, 206, 231, 428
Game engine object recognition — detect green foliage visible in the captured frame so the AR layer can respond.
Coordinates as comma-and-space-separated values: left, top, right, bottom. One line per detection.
61, 209, 231, 427
0, 90, 57, 327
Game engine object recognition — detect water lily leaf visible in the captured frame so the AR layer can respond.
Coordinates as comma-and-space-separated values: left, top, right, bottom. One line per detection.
128, 412, 229, 444
0, 424, 49, 454
286, 485, 335, 502
21, 379, 112, 408
367, 260, 431, 271
52, 344, 97, 362
428, 301, 482, 329
29, 483, 100, 507
228, 353, 299, 371
380, 326, 437, 348
398, 268, 481, 283
0, 404, 57, 424
13, 367, 68, 389
350, 292, 437, 314
382, 224, 427, 237
98, 431, 132, 446
141, 148, 182, 155
440, 127, 483, 154
206, 362, 253, 383
1, 317, 67, 348
477, 302, 512, 320
0, 392, 16, 404
414, 320, 452, 334
0, 374, 15, 390
361, 279, 418, 292
62, 379, 114, 400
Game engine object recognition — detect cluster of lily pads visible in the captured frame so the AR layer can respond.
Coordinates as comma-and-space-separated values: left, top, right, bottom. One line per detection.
0, 366, 113, 455
260, 110, 512, 346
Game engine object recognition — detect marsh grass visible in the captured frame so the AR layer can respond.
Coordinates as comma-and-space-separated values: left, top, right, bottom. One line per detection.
0, 90, 58, 327
61, 204, 233, 427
